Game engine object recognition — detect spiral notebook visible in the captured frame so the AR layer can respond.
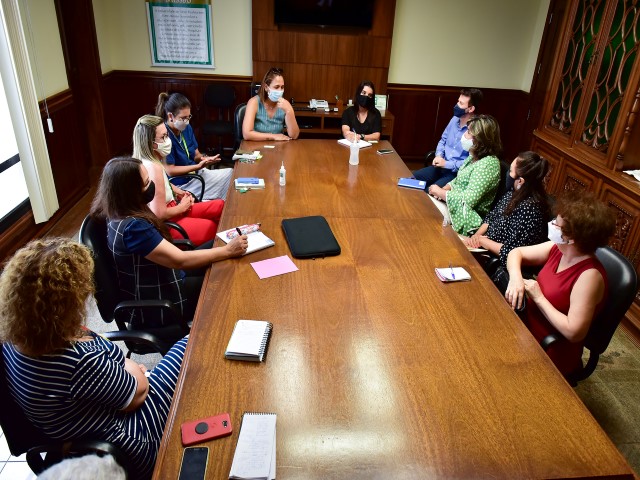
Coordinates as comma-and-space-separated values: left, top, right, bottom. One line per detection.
225, 320, 273, 362
229, 412, 276, 480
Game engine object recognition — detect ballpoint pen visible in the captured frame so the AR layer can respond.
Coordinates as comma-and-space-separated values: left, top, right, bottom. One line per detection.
236, 227, 243, 237
449, 262, 455, 280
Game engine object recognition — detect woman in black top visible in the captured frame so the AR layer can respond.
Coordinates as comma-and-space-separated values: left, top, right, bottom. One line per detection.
341, 80, 382, 142
462, 151, 550, 267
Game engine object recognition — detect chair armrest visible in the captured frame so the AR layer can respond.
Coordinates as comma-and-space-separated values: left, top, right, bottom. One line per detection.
166, 221, 190, 240
172, 239, 195, 250
102, 330, 167, 354
540, 333, 561, 351
424, 150, 436, 167
169, 174, 204, 202
27, 440, 131, 475
113, 299, 190, 333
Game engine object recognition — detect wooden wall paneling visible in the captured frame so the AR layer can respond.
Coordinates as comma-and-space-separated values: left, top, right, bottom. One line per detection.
531, 138, 563, 193
600, 183, 640, 263
558, 161, 602, 193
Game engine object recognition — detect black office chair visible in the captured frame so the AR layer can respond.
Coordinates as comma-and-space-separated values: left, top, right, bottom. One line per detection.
79, 215, 190, 356
201, 84, 236, 159
1, 335, 165, 476
541, 246, 638, 386
424, 150, 436, 167
234, 102, 247, 150
168, 173, 206, 202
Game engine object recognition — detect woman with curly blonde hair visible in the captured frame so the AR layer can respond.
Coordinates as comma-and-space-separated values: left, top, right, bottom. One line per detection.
0, 238, 188, 479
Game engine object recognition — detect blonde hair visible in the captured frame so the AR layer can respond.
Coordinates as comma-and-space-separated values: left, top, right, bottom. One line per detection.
133, 114, 163, 162
0, 238, 94, 356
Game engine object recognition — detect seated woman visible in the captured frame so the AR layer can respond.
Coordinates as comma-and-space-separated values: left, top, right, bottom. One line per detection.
156, 92, 233, 201
428, 114, 502, 235
0, 237, 188, 479
242, 67, 300, 141
505, 190, 615, 377
462, 151, 550, 266
133, 114, 224, 247
90, 157, 247, 325
341, 80, 382, 142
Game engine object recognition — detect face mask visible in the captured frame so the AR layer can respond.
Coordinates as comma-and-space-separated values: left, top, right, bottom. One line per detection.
268, 88, 284, 102
154, 137, 172, 157
460, 134, 474, 151
142, 181, 156, 204
173, 118, 189, 132
357, 94, 374, 109
548, 221, 573, 245
506, 175, 516, 191
453, 104, 467, 117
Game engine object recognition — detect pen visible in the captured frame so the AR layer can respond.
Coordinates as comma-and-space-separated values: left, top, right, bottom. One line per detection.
236, 227, 243, 237
449, 262, 455, 280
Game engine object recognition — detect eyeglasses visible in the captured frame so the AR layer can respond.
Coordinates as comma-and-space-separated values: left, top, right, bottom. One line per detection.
176, 114, 192, 122
550, 217, 560, 227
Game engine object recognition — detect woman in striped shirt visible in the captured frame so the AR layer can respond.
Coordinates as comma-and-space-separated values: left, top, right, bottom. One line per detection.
0, 238, 186, 479
243, 67, 300, 141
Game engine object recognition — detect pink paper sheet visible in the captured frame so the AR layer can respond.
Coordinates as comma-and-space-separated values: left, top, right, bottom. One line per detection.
250, 255, 299, 279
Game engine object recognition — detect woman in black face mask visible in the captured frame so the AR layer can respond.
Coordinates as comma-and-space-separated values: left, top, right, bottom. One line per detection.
341, 80, 382, 142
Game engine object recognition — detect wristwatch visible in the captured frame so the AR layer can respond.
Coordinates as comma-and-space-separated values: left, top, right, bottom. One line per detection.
360, 133, 365, 140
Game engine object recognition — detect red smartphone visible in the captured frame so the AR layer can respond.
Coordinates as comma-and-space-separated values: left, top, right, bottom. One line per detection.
181, 413, 233, 446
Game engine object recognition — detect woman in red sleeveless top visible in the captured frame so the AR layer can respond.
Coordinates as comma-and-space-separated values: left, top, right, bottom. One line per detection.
504, 191, 615, 377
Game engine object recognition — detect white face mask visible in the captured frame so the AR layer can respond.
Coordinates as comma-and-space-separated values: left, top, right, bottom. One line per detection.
172, 118, 189, 132
460, 134, 473, 152
548, 220, 573, 245
268, 88, 284, 102
155, 137, 172, 157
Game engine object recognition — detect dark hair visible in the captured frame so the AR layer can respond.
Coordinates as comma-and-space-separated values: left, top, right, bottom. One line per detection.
555, 190, 615, 254
155, 92, 191, 121
90, 157, 171, 241
460, 88, 483, 109
504, 151, 550, 217
258, 68, 284, 103
354, 80, 376, 106
467, 114, 502, 160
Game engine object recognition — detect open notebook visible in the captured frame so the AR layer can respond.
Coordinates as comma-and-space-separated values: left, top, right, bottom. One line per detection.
337, 138, 371, 149
229, 412, 276, 480
217, 227, 275, 255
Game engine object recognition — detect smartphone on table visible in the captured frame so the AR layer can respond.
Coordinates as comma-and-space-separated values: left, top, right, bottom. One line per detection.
178, 446, 209, 480
377, 148, 394, 155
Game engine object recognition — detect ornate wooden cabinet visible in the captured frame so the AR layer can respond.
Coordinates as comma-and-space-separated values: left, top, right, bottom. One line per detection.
532, 0, 640, 339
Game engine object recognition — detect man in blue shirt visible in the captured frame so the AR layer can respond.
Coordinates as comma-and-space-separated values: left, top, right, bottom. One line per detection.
413, 88, 483, 188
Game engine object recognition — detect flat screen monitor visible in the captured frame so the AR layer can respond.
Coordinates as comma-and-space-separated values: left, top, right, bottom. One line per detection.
274, 0, 375, 29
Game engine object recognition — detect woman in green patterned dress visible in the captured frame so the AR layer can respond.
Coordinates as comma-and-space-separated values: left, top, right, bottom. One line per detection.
428, 114, 502, 235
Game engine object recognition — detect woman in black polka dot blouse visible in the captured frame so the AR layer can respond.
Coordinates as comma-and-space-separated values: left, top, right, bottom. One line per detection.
462, 151, 550, 266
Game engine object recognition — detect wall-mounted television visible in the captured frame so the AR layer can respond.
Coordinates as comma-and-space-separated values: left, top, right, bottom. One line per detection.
274, 0, 375, 30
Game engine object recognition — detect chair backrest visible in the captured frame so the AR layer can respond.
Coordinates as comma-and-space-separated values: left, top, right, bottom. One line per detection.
79, 215, 119, 324
234, 103, 247, 148
0, 344, 51, 456
489, 160, 510, 211
204, 84, 236, 120
586, 246, 639, 354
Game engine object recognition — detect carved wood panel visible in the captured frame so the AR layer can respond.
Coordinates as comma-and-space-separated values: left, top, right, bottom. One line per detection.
531, 139, 563, 193
559, 161, 601, 193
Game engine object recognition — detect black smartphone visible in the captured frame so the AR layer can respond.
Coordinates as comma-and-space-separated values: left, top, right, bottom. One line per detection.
178, 446, 209, 480
377, 149, 393, 155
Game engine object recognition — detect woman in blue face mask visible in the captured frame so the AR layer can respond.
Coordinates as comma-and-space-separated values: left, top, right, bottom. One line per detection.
504, 190, 615, 378
243, 67, 299, 141
341, 80, 382, 143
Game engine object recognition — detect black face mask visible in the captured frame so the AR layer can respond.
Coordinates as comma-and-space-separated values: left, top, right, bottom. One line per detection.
143, 181, 156, 203
505, 175, 516, 192
357, 94, 374, 109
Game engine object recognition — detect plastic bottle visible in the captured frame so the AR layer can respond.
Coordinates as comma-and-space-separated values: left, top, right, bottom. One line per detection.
279, 161, 286, 186
349, 133, 359, 166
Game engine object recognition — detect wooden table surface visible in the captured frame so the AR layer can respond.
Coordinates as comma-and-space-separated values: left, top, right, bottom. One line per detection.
153, 140, 633, 479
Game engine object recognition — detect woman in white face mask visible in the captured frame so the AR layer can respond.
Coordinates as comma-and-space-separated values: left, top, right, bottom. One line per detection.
462, 151, 551, 267
133, 114, 225, 247
505, 190, 615, 378
156, 92, 233, 202
242, 67, 300, 141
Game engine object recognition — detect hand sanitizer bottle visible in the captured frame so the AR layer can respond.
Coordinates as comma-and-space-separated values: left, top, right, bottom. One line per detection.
279, 161, 286, 186
349, 132, 359, 166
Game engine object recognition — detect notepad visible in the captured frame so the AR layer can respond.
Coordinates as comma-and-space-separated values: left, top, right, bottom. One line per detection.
428, 194, 451, 225
225, 320, 273, 362
435, 267, 471, 282
229, 412, 276, 480
217, 228, 275, 255
235, 178, 265, 189
457, 234, 487, 253
337, 138, 371, 149
397, 177, 426, 189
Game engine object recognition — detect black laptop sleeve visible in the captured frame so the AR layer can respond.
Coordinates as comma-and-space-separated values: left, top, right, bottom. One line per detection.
281, 216, 341, 259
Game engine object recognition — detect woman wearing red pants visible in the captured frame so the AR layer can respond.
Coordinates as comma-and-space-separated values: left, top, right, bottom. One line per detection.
132, 114, 224, 246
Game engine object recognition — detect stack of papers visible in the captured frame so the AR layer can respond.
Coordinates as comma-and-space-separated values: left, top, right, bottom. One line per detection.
235, 178, 265, 190
229, 413, 276, 480
435, 267, 471, 282
337, 138, 371, 149
232, 150, 262, 161
225, 320, 272, 362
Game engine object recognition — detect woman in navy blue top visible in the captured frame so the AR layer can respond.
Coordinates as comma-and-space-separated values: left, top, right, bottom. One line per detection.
0, 237, 187, 479
90, 157, 248, 326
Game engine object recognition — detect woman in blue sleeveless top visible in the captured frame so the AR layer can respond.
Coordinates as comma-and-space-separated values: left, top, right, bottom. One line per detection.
243, 67, 300, 141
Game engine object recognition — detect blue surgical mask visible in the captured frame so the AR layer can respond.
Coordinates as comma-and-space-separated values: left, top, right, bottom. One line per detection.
268, 89, 284, 102
453, 104, 467, 117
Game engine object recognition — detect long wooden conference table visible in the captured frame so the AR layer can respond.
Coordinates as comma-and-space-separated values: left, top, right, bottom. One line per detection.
153, 140, 633, 479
